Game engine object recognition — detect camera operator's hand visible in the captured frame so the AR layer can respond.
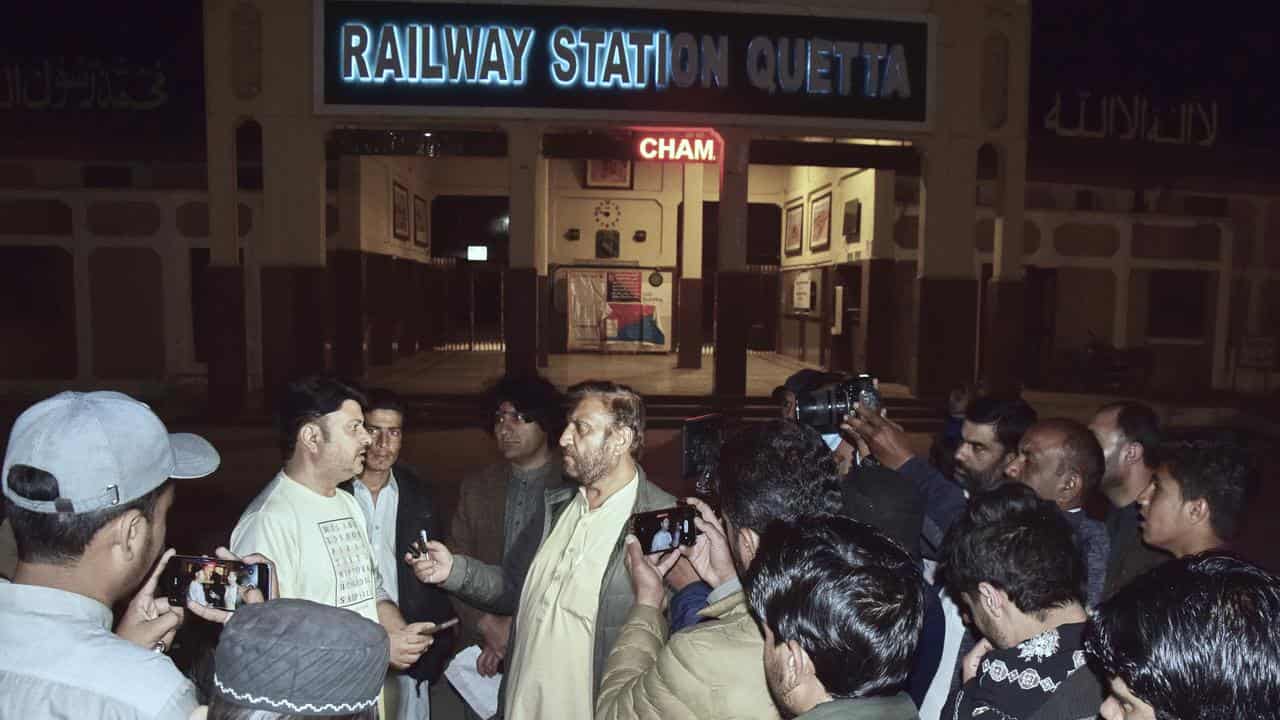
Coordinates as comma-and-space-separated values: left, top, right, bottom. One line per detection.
682, 497, 737, 589
185, 546, 278, 625
116, 548, 184, 652
841, 404, 914, 470
664, 556, 701, 592
623, 535, 681, 610
404, 540, 453, 584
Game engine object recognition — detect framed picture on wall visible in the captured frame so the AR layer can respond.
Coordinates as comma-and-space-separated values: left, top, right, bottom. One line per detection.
809, 192, 832, 252
843, 198, 862, 243
585, 159, 633, 189
784, 203, 804, 256
412, 194, 428, 248
392, 181, 410, 240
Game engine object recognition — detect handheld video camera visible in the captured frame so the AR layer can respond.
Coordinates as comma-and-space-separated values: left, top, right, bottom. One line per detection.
795, 373, 880, 430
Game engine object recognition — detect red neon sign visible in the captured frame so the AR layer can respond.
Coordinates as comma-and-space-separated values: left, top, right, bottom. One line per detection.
636, 133, 720, 163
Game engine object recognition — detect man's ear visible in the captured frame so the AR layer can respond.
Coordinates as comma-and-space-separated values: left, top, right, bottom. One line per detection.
1186, 497, 1211, 527
111, 508, 149, 562
298, 422, 323, 455
737, 527, 761, 568
1059, 471, 1082, 504
1123, 442, 1144, 467
785, 639, 817, 686
978, 581, 1005, 617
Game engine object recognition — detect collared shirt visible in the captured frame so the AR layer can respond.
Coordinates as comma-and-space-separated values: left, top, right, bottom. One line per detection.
505, 472, 639, 720
352, 472, 402, 604
0, 581, 198, 719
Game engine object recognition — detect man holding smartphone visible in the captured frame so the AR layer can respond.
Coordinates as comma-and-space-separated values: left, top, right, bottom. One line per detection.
595, 420, 845, 720
0, 391, 233, 718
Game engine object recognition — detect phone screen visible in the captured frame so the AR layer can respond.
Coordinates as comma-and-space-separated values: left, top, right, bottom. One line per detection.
160, 555, 271, 611
631, 506, 698, 555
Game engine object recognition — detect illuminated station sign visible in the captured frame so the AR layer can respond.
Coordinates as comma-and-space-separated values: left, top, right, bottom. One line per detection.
321, 2, 931, 125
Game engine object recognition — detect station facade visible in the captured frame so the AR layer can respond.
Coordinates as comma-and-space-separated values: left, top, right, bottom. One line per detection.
1, 0, 1277, 410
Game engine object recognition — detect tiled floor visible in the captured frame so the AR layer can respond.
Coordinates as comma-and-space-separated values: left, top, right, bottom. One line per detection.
366, 349, 915, 398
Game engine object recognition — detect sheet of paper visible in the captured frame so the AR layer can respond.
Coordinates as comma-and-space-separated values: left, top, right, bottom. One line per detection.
444, 644, 502, 720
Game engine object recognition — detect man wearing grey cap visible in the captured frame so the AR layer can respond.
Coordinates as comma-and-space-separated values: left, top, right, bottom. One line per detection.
0, 390, 222, 719
203, 599, 390, 719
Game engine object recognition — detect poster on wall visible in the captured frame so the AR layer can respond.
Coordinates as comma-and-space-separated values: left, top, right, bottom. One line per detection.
784, 204, 804, 256
392, 181, 410, 240
793, 275, 813, 312
566, 268, 672, 352
412, 195, 428, 248
810, 192, 831, 252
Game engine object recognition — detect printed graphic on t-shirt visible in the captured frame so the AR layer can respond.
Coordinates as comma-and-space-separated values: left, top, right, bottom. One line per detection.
318, 517, 375, 608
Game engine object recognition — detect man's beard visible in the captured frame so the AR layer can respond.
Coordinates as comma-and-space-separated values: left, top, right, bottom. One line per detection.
566, 445, 613, 486
960, 461, 1008, 495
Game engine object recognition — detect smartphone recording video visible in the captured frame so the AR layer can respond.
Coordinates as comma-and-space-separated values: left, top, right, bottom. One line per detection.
159, 555, 271, 611
631, 506, 698, 555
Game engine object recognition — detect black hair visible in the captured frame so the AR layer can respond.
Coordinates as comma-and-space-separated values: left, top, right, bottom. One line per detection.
1036, 418, 1105, 496
4, 465, 169, 564
485, 373, 566, 448
1085, 553, 1280, 720
566, 380, 645, 458
940, 483, 1084, 613
1151, 437, 1257, 541
746, 515, 924, 699
276, 376, 368, 460
716, 420, 843, 534
965, 396, 1038, 456
1097, 402, 1161, 469
362, 387, 407, 419
207, 697, 375, 720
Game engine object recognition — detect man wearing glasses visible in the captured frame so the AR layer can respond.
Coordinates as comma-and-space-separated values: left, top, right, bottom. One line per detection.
433, 373, 567, 718
339, 388, 456, 720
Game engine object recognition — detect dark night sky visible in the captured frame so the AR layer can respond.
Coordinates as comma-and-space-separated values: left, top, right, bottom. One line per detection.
1, 1, 1276, 155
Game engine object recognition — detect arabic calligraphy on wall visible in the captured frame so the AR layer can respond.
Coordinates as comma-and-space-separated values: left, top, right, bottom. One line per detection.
0, 57, 169, 111
1042, 91, 1218, 147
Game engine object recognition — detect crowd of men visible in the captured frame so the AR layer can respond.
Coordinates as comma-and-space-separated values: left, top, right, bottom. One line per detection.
0, 369, 1276, 720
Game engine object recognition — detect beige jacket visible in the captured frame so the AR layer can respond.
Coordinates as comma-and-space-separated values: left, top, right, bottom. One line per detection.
596, 591, 782, 720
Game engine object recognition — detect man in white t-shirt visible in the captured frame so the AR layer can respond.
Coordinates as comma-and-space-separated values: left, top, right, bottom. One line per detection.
231, 376, 447, 717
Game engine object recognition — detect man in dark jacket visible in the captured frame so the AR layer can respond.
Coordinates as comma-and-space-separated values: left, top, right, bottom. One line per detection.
341, 388, 455, 720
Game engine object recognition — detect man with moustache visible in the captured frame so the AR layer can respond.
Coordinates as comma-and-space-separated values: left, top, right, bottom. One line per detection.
232, 377, 438, 716
844, 395, 1037, 549
339, 388, 455, 720
409, 380, 674, 720
444, 374, 565, 686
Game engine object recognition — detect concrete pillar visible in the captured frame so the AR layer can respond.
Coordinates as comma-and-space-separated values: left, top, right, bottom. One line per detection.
679, 163, 705, 369
857, 169, 897, 379
1212, 225, 1234, 388
505, 124, 541, 377
534, 145, 551, 368
1112, 219, 1134, 348
257, 118, 329, 403
333, 155, 366, 378
713, 127, 750, 398
202, 110, 246, 415
912, 137, 981, 396
1246, 199, 1268, 335
982, 139, 1028, 394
